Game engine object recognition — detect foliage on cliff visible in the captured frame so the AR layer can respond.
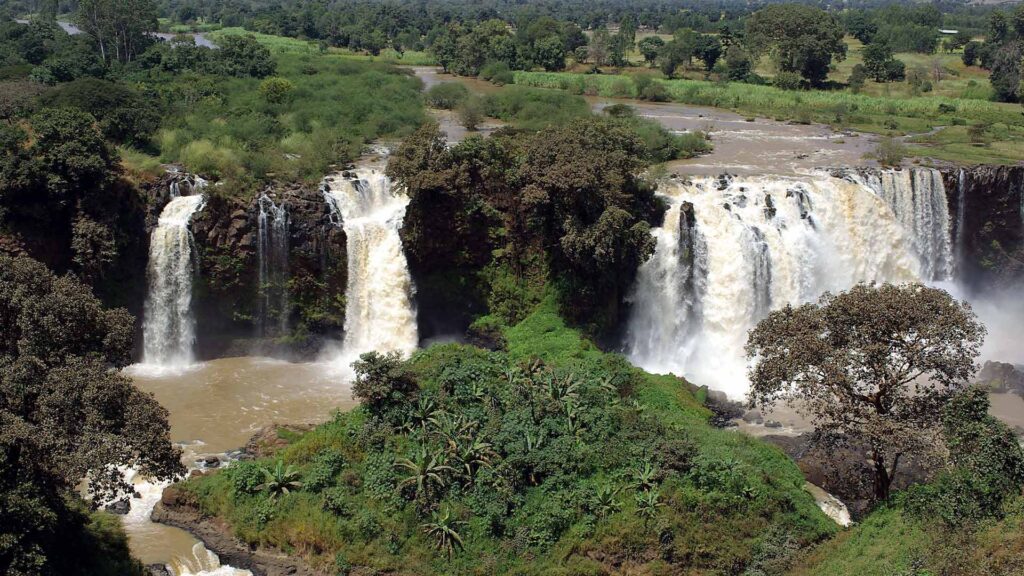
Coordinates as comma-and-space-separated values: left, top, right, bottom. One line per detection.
389, 117, 665, 338
791, 390, 1024, 576
0, 255, 183, 575
178, 295, 835, 574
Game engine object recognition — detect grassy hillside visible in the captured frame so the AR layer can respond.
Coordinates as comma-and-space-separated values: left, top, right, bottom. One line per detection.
790, 498, 1024, 575
176, 295, 835, 575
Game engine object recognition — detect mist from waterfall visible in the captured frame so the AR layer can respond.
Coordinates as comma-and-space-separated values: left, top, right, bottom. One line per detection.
324, 169, 418, 371
626, 172, 930, 397
139, 192, 206, 370
256, 193, 290, 337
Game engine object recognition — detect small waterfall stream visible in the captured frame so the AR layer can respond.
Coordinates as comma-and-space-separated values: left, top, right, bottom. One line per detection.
140, 189, 206, 369
858, 168, 954, 281
626, 171, 934, 396
323, 168, 418, 366
256, 193, 290, 336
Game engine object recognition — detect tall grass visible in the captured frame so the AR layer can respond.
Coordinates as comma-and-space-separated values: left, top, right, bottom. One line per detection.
156, 53, 427, 185
513, 71, 1023, 127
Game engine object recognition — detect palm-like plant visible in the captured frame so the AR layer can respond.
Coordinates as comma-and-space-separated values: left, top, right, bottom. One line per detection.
593, 485, 622, 518
631, 461, 659, 492
420, 507, 466, 558
454, 437, 496, 481
394, 447, 453, 501
257, 460, 303, 498
635, 490, 664, 526
411, 396, 441, 433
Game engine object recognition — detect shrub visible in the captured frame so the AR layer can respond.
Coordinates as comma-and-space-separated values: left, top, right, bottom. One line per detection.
425, 82, 469, 110
230, 461, 266, 496
870, 137, 907, 166
480, 61, 514, 85
772, 71, 802, 91
457, 95, 485, 131
259, 77, 295, 104
640, 82, 669, 102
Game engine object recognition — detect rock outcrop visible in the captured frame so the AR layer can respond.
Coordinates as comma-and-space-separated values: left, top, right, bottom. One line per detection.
152, 486, 318, 576
945, 165, 1024, 290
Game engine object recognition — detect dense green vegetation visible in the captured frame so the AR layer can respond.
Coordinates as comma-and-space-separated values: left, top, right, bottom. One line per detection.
179, 294, 835, 574
793, 389, 1024, 575
0, 256, 182, 575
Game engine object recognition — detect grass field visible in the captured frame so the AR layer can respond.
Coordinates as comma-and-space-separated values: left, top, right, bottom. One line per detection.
513, 69, 1024, 165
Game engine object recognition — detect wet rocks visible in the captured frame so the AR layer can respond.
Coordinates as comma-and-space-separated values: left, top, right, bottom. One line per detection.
105, 498, 130, 515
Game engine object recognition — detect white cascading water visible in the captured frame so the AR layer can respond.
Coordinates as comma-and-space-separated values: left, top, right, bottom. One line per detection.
256, 193, 290, 336
120, 467, 251, 576
857, 168, 954, 281
323, 169, 418, 368
626, 172, 930, 397
140, 192, 206, 368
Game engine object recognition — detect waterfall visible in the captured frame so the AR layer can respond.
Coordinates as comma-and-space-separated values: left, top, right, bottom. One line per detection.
140, 193, 205, 368
323, 169, 418, 363
954, 168, 967, 276
859, 168, 954, 281
626, 199, 707, 372
626, 174, 920, 397
256, 193, 290, 336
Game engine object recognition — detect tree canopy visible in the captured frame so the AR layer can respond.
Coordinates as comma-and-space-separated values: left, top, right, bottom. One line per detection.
746, 283, 985, 501
745, 4, 847, 86
0, 255, 182, 574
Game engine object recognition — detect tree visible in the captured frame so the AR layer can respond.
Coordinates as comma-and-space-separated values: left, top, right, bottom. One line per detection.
694, 34, 722, 72
989, 41, 1022, 102
746, 283, 985, 502
456, 95, 484, 131
75, 0, 157, 64
847, 64, 867, 93
0, 255, 182, 574
989, 11, 1009, 45
745, 4, 847, 86
637, 36, 664, 67
217, 34, 276, 78
724, 45, 753, 81
845, 10, 878, 44
40, 78, 159, 145
863, 41, 905, 82
351, 351, 417, 418
962, 41, 981, 66
588, 28, 611, 66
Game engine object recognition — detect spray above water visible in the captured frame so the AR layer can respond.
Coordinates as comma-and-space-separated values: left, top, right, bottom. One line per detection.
323, 168, 418, 372
626, 171, 936, 397
138, 186, 206, 372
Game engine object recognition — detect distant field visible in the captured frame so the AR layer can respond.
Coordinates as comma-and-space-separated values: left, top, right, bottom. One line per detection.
513, 70, 1024, 165
205, 27, 437, 66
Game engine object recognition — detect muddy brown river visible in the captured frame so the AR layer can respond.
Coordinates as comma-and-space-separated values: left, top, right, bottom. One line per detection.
124, 357, 358, 574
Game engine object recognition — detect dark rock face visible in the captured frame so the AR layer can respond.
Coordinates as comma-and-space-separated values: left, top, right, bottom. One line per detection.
945, 165, 1024, 291
180, 182, 347, 360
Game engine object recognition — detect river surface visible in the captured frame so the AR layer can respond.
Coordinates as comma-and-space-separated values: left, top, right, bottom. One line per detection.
411, 67, 876, 174
124, 357, 358, 573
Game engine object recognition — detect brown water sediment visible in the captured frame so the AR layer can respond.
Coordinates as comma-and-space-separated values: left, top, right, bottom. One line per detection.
124, 357, 357, 572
